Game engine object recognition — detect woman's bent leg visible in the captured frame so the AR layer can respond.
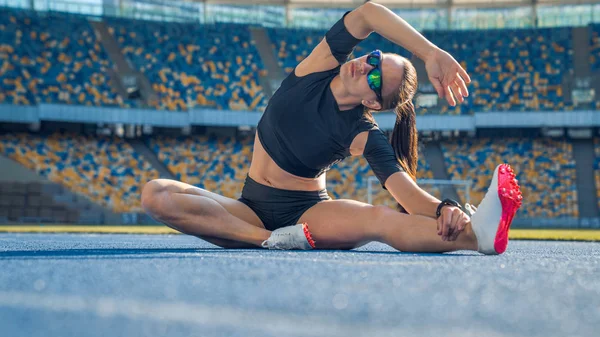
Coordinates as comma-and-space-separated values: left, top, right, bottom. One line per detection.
298, 199, 478, 252
141, 179, 271, 248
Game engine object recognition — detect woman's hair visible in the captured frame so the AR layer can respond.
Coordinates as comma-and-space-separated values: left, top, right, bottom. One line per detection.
389, 57, 418, 181
365, 54, 418, 213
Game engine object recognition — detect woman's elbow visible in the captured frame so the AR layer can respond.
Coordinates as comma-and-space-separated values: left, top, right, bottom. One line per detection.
360, 1, 384, 14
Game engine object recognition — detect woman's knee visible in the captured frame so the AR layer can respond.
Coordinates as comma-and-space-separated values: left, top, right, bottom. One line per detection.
141, 179, 169, 216
369, 205, 407, 237
371, 205, 395, 222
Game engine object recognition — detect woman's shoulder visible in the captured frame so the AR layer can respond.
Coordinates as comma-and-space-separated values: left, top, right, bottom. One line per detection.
275, 66, 339, 95
356, 113, 379, 130
292, 64, 340, 79
293, 38, 341, 77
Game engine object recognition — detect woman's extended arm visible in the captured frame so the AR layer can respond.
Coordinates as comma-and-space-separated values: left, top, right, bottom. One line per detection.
384, 171, 439, 217
346, 2, 470, 106
301, 2, 432, 73
344, 2, 435, 61
384, 171, 471, 242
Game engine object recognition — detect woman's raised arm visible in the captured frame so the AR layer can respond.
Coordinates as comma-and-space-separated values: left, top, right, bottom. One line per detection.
345, 2, 471, 106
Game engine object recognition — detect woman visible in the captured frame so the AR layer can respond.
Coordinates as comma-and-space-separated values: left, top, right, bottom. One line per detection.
141, 2, 522, 255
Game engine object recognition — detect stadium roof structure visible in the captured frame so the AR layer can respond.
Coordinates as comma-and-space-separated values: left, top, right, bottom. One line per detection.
193, 0, 600, 9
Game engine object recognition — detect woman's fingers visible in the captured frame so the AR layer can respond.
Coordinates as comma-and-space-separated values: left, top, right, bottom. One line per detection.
455, 76, 469, 98
450, 83, 463, 104
441, 208, 456, 241
425, 48, 471, 107
450, 212, 470, 241
431, 79, 445, 99
442, 73, 469, 106
448, 209, 461, 241
440, 207, 473, 242
458, 65, 471, 84
444, 84, 455, 106
450, 217, 462, 241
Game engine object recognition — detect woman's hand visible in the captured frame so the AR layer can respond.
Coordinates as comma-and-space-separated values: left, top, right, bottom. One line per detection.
437, 206, 471, 241
425, 47, 471, 107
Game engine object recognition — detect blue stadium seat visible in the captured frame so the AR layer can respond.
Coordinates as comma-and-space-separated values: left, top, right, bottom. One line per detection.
0, 132, 159, 212
108, 18, 268, 111
442, 138, 578, 218
0, 8, 133, 107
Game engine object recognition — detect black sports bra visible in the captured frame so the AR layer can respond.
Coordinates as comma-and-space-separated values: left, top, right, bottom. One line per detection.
256, 11, 404, 187
257, 67, 376, 178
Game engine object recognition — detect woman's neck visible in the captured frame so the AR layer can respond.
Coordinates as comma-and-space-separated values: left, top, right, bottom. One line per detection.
330, 75, 362, 111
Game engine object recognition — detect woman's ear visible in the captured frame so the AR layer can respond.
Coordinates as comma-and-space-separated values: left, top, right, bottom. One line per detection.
362, 99, 382, 111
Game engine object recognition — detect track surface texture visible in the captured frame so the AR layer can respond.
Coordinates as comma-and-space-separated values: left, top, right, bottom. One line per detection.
0, 233, 599, 337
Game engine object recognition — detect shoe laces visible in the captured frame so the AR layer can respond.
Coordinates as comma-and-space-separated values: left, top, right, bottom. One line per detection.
465, 203, 477, 217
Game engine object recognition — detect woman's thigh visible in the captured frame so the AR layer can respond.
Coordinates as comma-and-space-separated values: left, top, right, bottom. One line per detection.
144, 179, 265, 248
297, 199, 389, 250
146, 179, 264, 229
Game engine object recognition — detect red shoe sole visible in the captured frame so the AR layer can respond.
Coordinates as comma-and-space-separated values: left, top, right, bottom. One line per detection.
494, 164, 523, 254
302, 223, 316, 249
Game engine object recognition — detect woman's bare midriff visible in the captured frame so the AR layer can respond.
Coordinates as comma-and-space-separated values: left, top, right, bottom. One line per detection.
248, 132, 326, 192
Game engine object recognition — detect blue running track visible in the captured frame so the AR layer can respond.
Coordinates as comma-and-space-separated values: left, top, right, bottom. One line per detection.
0, 233, 599, 337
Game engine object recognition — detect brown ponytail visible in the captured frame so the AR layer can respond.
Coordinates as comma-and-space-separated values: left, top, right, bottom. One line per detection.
366, 55, 418, 213
391, 59, 418, 213
391, 97, 418, 181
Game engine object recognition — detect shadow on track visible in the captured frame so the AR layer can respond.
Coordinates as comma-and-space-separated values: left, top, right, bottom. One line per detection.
0, 248, 477, 260
0, 248, 220, 260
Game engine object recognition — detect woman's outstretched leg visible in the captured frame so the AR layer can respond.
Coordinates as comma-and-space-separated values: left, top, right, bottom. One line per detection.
141, 179, 271, 248
298, 199, 478, 253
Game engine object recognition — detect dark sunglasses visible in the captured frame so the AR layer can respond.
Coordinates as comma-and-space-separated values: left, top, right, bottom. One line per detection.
366, 49, 383, 103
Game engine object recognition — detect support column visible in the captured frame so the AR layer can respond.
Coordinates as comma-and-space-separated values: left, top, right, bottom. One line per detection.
285, 1, 292, 27
447, 2, 452, 30
532, 0, 538, 27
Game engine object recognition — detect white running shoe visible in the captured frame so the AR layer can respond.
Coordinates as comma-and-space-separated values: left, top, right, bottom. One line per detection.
261, 223, 316, 250
468, 164, 523, 255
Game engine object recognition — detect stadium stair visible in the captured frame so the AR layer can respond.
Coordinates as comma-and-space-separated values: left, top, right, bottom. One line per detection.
89, 20, 157, 105
0, 156, 119, 224
0, 181, 75, 223
423, 141, 463, 203
573, 139, 599, 217
127, 139, 175, 180
573, 27, 591, 78
560, 27, 590, 109
248, 26, 285, 98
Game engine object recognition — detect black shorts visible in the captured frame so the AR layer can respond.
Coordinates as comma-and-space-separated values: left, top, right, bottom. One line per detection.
238, 175, 331, 231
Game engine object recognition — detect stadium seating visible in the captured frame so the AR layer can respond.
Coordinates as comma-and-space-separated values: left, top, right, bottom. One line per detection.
146, 135, 254, 197
0, 8, 131, 107
147, 134, 435, 208
353, 33, 411, 60
267, 27, 409, 75
108, 18, 268, 111
426, 27, 573, 114
319, 144, 435, 207
0, 8, 581, 115
0, 132, 159, 212
0, 132, 581, 219
268, 25, 573, 115
441, 138, 578, 218
267, 27, 326, 74
589, 24, 600, 70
